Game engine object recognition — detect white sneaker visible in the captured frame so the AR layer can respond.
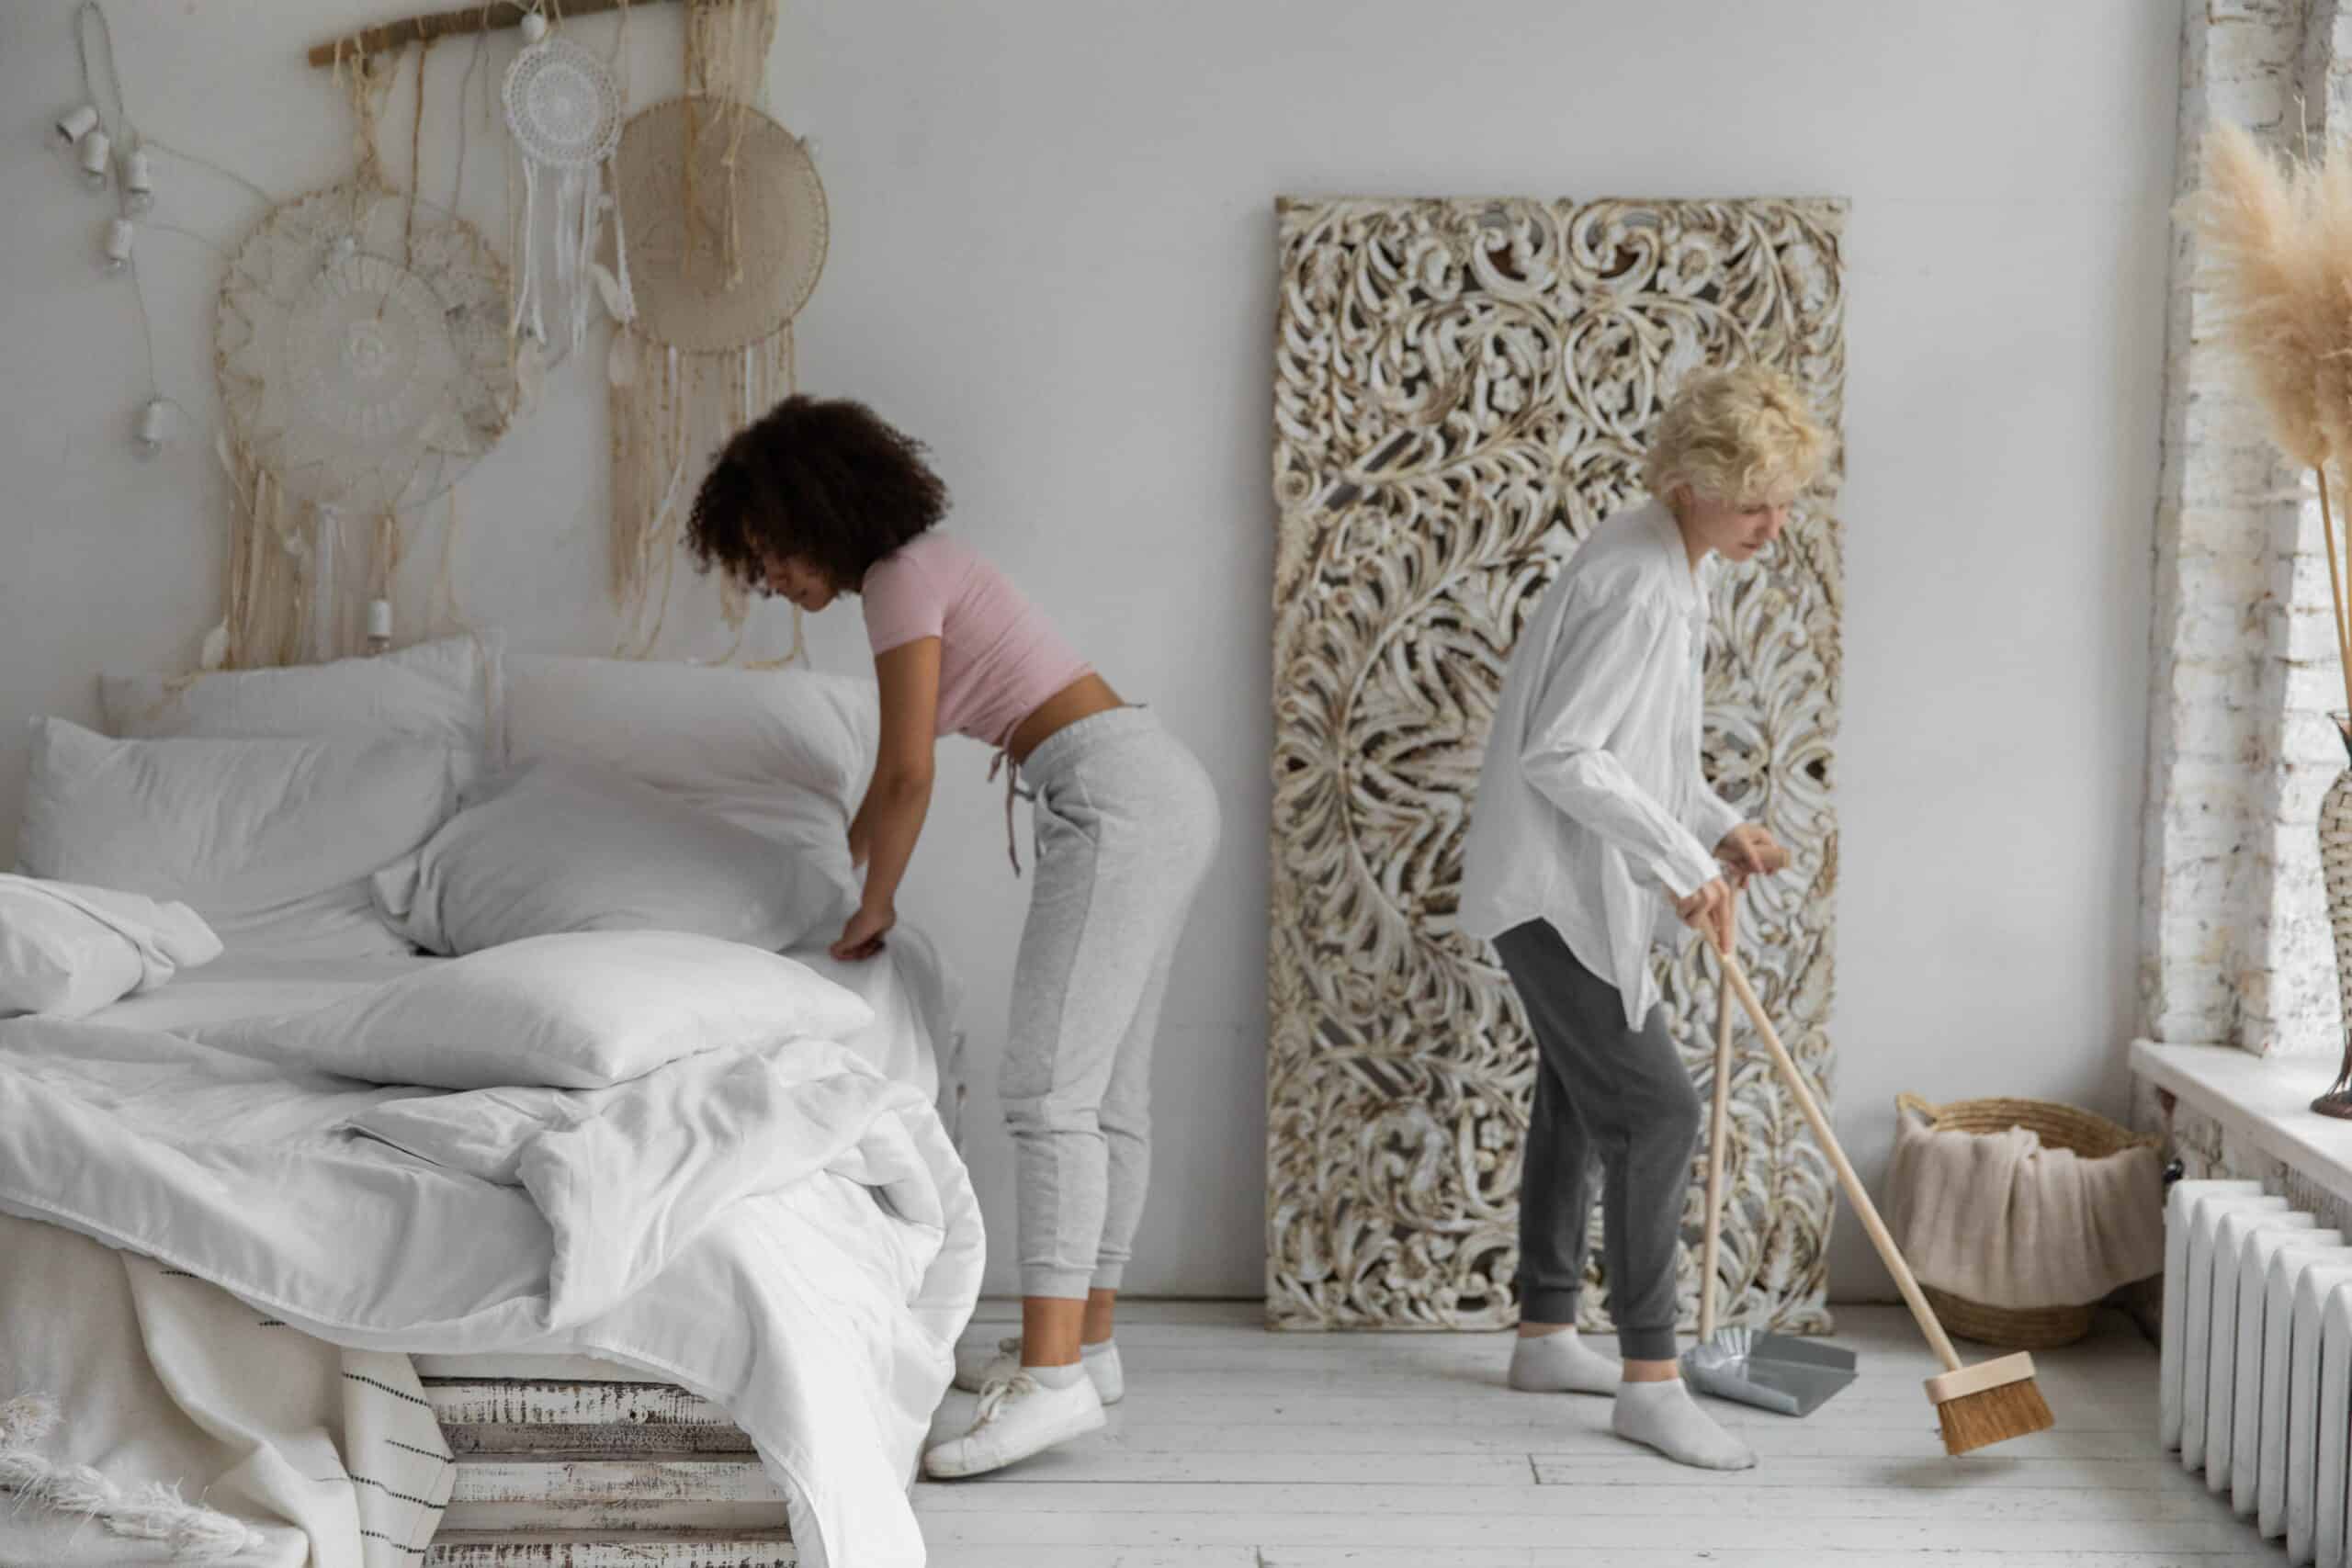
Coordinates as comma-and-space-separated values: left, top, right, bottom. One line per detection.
922, 1371, 1106, 1479
953, 1337, 1125, 1404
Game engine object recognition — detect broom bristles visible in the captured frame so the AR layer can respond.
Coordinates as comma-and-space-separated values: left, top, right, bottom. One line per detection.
1936, 1375, 2055, 1456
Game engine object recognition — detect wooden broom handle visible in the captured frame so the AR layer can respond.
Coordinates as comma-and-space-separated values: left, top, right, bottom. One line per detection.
1698, 904, 1736, 1342
1715, 948, 1965, 1375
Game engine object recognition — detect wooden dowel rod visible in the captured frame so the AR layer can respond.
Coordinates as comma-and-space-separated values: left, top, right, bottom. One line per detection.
306, 0, 680, 68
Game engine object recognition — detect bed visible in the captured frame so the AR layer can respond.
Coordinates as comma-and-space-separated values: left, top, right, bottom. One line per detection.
0, 638, 980, 1568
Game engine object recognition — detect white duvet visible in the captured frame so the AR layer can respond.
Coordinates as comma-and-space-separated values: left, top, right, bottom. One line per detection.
0, 986, 984, 1566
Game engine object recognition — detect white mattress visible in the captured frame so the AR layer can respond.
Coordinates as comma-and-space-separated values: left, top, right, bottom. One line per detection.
87, 933, 963, 1385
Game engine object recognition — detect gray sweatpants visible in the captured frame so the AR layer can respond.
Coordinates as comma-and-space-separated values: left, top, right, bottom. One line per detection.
1002, 708, 1220, 1299
1495, 918, 1702, 1361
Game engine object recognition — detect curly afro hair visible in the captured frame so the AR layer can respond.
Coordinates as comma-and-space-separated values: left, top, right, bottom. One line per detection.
687, 394, 949, 593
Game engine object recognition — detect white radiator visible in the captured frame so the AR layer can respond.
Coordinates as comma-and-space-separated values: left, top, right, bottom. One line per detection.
2165, 1179, 2352, 1565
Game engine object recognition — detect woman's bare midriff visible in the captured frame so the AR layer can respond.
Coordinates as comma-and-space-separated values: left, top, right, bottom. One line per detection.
1007, 672, 1125, 765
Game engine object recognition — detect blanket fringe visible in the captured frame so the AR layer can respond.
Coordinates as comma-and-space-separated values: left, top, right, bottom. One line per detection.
1, 1391, 262, 1562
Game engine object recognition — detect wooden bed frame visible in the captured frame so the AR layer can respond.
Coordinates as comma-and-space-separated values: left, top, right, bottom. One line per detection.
424, 1362, 796, 1567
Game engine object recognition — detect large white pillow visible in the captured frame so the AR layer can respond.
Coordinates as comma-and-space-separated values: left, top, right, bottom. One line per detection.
503, 656, 876, 904
0, 874, 222, 1018
101, 634, 498, 761
374, 761, 850, 956
193, 930, 876, 1089
15, 719, 462, 960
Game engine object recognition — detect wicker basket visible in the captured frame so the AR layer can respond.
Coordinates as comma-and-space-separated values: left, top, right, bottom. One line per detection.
1894, 1093, 2164, 1351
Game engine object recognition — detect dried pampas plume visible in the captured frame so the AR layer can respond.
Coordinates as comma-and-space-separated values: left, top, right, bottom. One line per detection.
2181, 119, 2352, 713
2183, 122, 2331, 466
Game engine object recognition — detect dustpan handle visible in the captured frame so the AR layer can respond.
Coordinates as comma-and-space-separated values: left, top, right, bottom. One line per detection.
1715, 947, 1965, 1376
1698, 900, 1736, 1343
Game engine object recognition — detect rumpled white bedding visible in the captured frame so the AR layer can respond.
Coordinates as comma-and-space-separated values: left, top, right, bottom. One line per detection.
0, 1005, 984, 1567
0, 873, 221, 1018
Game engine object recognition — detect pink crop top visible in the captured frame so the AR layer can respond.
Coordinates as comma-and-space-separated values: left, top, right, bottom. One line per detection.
860, 533, 1092, 745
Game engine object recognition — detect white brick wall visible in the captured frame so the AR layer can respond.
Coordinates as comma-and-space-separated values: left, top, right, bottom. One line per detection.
2147, 0, 2352, 1058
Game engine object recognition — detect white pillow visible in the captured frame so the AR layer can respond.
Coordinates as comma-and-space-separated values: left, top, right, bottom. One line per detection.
375, 761, 850, 956
15, 719, 462, 961
102, 635, 498, 761
503, 656, 876, 903
0, 874, 223, 1018
192, 930, 876, 1089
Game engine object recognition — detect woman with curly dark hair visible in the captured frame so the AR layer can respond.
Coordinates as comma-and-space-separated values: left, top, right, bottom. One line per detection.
690, 394, 1220, 1480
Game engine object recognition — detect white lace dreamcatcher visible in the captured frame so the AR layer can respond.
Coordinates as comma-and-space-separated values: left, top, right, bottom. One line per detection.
213, 182, 515, 668
502, 10, 632, 356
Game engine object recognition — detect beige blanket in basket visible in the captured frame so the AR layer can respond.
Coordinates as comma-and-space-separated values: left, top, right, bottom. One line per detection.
1883, 1103, 2166, 1309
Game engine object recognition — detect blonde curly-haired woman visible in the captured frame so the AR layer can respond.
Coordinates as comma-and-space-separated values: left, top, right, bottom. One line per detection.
1459, 363, 1829, 1471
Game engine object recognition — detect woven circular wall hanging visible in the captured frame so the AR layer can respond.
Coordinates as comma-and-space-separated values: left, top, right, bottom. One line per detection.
614, 96, 828, 353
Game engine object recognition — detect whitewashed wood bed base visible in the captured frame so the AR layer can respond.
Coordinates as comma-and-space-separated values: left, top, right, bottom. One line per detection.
418, 1029, 967, 1567
423, 1357, 793, 1567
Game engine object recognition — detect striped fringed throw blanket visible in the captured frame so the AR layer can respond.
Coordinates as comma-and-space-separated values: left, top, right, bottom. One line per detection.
0, 1212, 450, 1567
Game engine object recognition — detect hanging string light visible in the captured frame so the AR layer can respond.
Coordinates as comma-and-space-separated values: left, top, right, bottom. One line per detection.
53, 104, 100, 146
52, 1, 200, 460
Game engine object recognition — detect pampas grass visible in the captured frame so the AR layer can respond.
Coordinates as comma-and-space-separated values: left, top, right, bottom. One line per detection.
2183, 120, 2352, 714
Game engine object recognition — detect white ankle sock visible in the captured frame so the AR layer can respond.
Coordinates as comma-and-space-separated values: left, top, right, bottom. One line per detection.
1080, 1338, 1114, 1359
1026, 1360, 1084, 1390
1612, 1378, 1758, 1470
1507, 1327, 1620, 1395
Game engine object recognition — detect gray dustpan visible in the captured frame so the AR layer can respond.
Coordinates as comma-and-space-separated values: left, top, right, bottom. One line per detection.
1682, 908, 1859, 1416
1684, 1325, 1858, 1416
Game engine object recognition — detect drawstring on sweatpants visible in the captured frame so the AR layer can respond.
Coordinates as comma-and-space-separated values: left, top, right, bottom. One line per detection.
988, 741, 1029, 876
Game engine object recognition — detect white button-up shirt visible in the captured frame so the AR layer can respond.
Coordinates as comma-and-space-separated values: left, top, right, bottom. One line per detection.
1459, 500, 1744, 1028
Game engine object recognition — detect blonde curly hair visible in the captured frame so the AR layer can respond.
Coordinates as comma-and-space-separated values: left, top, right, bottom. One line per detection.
1642, 364, 1829, 507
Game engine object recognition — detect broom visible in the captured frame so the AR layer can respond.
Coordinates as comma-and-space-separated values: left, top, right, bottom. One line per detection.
1713, 949, 2055, 1454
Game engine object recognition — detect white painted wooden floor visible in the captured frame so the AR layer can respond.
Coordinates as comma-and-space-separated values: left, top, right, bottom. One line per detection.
915, 1300, 2285, 1568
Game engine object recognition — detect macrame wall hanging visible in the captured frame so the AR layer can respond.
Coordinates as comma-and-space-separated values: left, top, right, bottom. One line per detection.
190, 0, 816, 671
606, 0, 828, 660
212, 50, 515, 671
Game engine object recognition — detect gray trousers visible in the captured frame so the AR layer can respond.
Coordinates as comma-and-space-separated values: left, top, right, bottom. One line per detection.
1001, 708, 1219, 1299
1495, 918, 1702, 1361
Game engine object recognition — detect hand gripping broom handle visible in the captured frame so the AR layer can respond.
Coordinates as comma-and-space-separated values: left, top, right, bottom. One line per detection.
1714, 945, 1965, 1376
1698, 903, 1735, 1343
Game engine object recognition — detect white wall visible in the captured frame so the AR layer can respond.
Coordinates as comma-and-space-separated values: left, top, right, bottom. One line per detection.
0, 0, 2177, 1302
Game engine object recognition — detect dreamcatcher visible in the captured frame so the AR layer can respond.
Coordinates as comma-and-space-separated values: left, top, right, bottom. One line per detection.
606, 0, 827, 660
502, 8, 631, 357
213, 179, 515, 668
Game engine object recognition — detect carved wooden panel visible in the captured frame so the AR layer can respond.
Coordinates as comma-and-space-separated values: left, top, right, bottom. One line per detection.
1268, 197, 1847, 1332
